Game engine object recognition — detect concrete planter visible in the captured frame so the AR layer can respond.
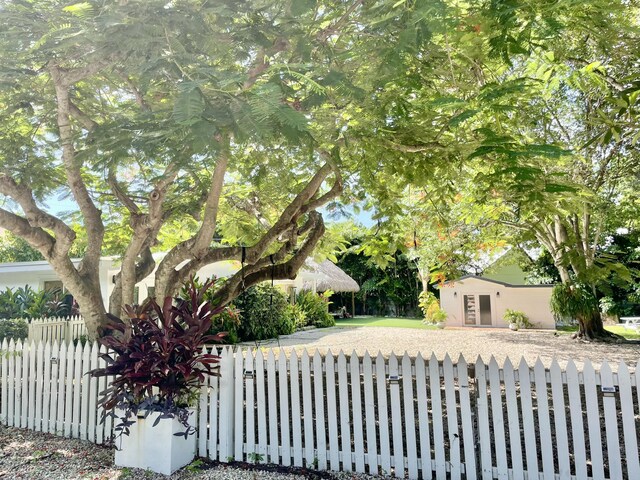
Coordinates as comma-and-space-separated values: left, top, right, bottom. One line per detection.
115, 409, 196, 475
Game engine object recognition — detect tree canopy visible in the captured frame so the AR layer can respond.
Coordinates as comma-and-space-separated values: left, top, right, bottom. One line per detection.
1, 0, 639, 340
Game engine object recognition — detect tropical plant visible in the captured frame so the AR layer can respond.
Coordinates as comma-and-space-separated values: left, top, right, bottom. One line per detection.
296, 291, 335, 328
89, 278, 226, 437
0, 285, 74, 319
285, 303, 308, 330
418, 291, 438, 320
503, 309, 533, 329
419, 291, 447, 324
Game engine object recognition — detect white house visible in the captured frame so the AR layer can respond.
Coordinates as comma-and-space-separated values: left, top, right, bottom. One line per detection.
0, 255, 356, 309
439, 275, 555, 329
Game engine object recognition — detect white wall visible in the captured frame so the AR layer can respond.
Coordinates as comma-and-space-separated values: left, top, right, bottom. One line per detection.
440, 277, 555, 329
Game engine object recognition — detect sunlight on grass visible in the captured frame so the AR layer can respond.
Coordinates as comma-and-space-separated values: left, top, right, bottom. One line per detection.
335, 317, 438, 330
556, 324, 640, 340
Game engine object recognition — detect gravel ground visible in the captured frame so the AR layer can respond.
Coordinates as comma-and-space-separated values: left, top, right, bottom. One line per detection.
244, 325, 640, 369
0, 424, 385, 480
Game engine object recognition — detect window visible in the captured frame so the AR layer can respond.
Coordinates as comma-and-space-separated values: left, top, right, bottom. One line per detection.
44, 280, 65, 295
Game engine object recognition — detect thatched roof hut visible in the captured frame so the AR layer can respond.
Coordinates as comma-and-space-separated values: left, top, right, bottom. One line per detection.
300, 259, 360, 293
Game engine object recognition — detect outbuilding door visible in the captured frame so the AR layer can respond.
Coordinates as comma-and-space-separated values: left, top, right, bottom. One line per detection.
463, 293, 493, 326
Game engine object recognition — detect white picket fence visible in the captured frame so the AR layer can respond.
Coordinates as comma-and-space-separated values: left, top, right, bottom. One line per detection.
1, 340, 639, 480
27, 315, 87, 344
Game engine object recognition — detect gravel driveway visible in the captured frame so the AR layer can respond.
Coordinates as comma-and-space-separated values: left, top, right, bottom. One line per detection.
244, 326, 640, 369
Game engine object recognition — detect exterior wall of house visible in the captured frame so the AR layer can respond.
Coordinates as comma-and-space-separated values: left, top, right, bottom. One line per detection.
440, 277, 555, 329
1, 257, 313, 313
0, 259, 114, 311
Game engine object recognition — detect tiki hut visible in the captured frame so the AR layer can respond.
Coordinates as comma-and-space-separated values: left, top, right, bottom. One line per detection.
300, 259, 360, 316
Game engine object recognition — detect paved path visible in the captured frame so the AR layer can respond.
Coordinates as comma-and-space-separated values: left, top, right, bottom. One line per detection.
243, 326, 640, 368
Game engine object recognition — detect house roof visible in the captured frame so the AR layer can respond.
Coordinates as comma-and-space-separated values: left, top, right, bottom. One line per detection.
301, 259, 360, 293
439, 274, 554, 289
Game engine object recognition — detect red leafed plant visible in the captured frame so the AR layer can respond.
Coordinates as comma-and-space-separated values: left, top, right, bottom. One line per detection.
90, 277, 226, 438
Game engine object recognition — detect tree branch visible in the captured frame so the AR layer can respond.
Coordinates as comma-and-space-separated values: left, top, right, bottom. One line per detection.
0, 175, 76, 255
69, 101, 98, 131
49, 64, 105, 275
213, 211, 326, 306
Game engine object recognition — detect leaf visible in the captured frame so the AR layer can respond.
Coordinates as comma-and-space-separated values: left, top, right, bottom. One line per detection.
173, 88, 205, 126
290, 0, 316, 17
62, 2, 94, 17
544, 183, 577, 193
448, 109, 479, 127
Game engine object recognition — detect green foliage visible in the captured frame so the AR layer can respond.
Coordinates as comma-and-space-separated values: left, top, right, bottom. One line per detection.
234, 285, 294, 341
247, 452, 264, 464
0, 318, 28, 342
503, 309, 533, 329
550, 283, 599, 323
336, 243, 419, 317
418, 291, 438, 319
418, 291, 447, 324
0, 233, 43, 262
0, 286, 74, 319
296, 291, 335, 328
285, 303, 308, 330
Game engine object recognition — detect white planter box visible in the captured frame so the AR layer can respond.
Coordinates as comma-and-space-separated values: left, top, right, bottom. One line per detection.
114, 409, 196, 475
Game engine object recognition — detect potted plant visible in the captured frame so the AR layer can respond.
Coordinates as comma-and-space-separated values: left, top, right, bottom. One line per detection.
503, 309, 531, 331
90, 278, 226, 475
430, 307, 448, 329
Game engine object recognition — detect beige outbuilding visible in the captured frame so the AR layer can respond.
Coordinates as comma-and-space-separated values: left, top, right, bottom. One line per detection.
439, 275, 556, 329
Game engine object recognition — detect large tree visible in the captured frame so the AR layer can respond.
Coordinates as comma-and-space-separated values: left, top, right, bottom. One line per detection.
0, 0, 401, 338
343, 0, 640, 339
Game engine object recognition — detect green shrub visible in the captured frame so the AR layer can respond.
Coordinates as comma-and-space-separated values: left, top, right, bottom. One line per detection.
0, 318, 28, 342
0, 285, 74, 319
503, 309, 533, 329
296, 291, 335, 328
418, 291, 438, 319
209, 307, 242, 344
286, 303, 308, 330
234, 284, 294, 341
418, 291, 447, 324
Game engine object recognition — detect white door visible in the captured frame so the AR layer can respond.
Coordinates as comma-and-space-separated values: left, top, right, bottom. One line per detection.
463, 294, 493, 326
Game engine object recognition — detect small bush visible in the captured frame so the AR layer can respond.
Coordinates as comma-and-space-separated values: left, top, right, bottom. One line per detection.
235, 284, 294, 341
296, 291, 335, 328
503, 309, 533, 329
0, 318, 29, 342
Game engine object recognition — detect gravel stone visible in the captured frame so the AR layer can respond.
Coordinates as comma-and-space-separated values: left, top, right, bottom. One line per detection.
0, 424, 389, 480
243, 325, 640, 369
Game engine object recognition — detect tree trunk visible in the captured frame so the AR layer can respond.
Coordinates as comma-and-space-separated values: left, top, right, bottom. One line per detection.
71, 288, 108, 340
576, 312, 607, 339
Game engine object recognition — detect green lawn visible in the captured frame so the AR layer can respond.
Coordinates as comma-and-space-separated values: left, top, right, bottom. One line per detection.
335, 316, 437, 329
336, 317, 640, 339
556, 324, 640, 340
